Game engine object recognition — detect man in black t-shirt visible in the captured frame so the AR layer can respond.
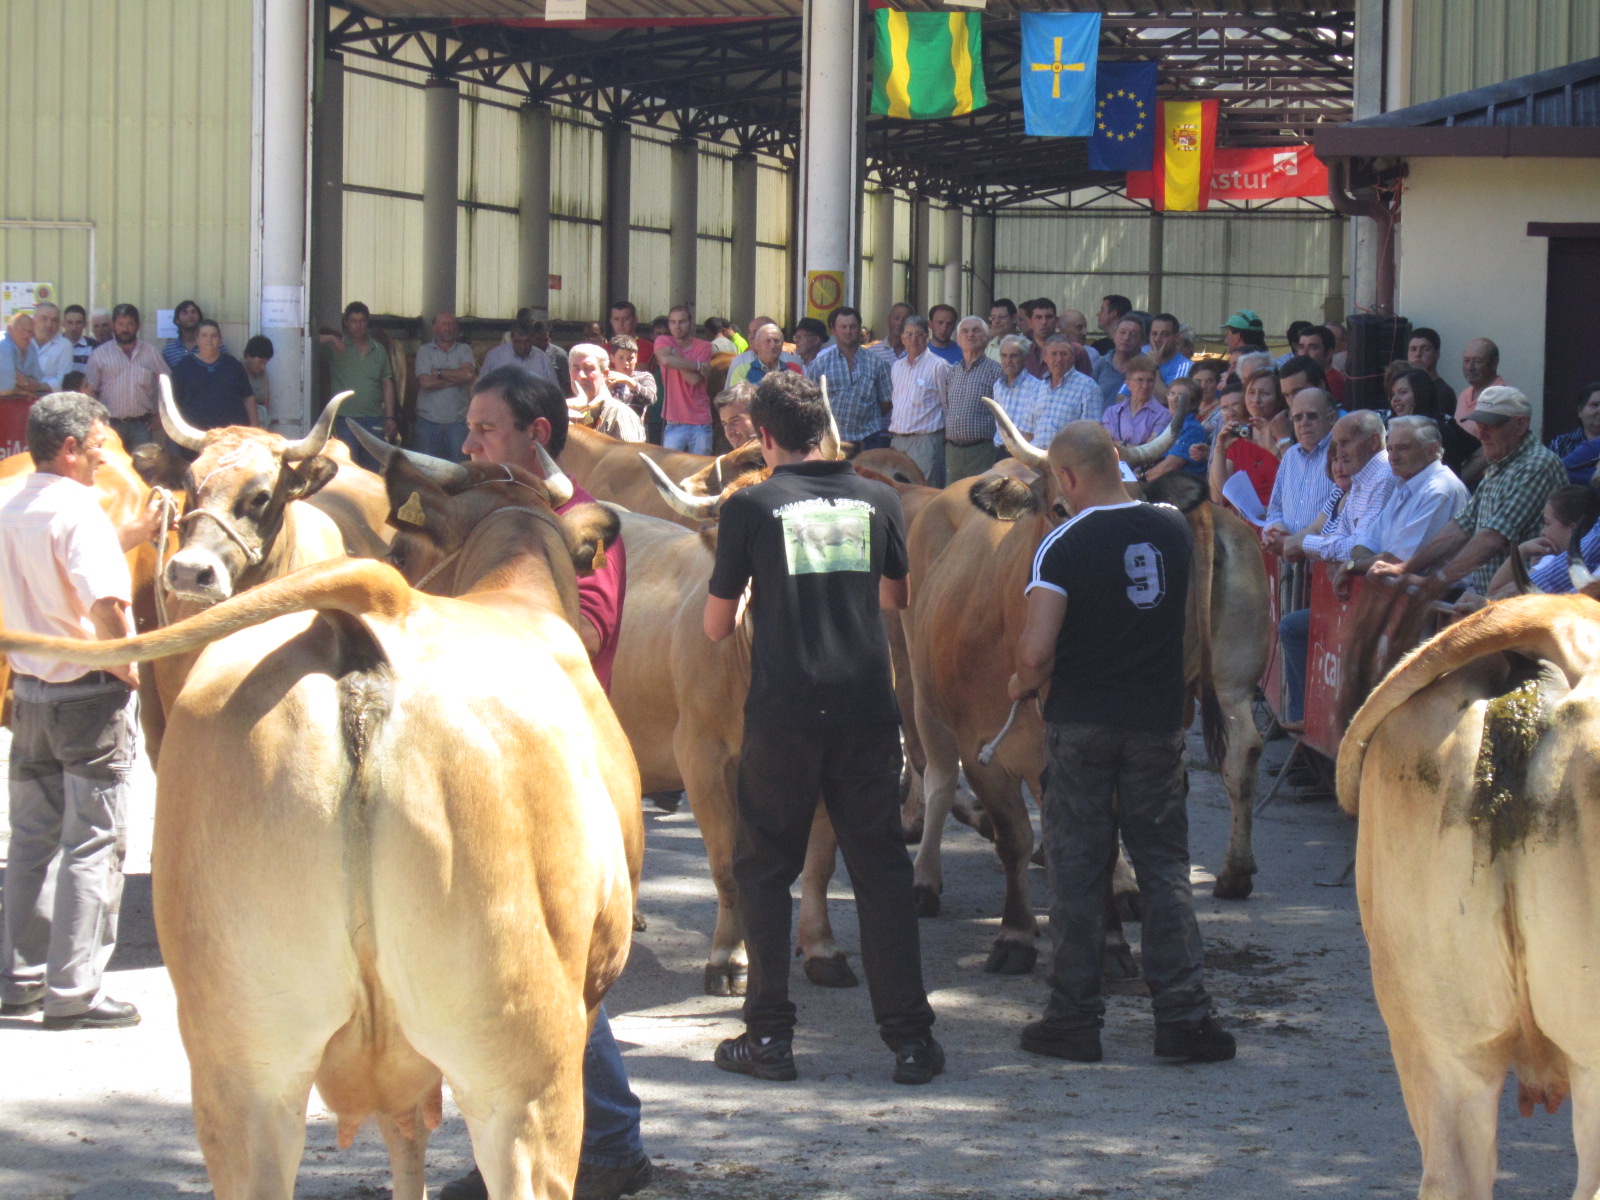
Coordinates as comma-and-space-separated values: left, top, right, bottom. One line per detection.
1009, 420, 1235, 1066
705, 372, 941, 1086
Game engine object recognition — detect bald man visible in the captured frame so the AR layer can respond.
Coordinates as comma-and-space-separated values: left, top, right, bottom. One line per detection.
1009, 421, 1234, 1066
0, 313, 46, 399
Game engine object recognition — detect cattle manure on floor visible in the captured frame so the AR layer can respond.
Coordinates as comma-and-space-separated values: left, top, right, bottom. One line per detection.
1470, 662, 1556, 860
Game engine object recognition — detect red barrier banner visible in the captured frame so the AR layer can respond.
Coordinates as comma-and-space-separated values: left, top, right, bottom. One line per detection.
1127, 144, 1328, 206
1303, 563, 1363, 760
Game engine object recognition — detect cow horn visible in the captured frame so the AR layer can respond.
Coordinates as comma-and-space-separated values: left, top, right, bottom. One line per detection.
1119, 407, 1183, 467
158, 374, 207, 451
819, 376, 842, 460
537, 443, 573, 507
640, 454, 720, 520
983, 397, 1048, 471
345, 418, 397, 469
280, 391, 353, 462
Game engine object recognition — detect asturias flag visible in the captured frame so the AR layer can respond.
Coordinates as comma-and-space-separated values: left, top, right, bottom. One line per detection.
1087, 60, 1157, 171
1019, 12, 1100, 137
871, 11, 987, 120
1124, 99, 1219, 211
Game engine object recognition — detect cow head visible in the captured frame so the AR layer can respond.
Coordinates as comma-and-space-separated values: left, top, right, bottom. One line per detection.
984, 398, 1179, 523
147, 377, 349, 603
347, 421, 618, 598
675, 439, 768, 497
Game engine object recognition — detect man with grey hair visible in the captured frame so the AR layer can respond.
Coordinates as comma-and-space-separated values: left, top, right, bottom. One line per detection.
0, 311, 46, 399
1345, 416, 1468, 571
944, 315, 1002, 482
889, 315, 950, 487
89, 309, 112, 347
31, 303, 75, 391
0, 392, 164, 1031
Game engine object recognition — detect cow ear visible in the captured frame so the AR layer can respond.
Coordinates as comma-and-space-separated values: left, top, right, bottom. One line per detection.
285, 454, 339, 501
130, 444, 188, 489
562, 501, 621, 576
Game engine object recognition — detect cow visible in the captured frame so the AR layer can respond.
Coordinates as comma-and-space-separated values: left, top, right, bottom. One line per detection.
558, 425, 760, 528
1336, 587, 1600, 1200
0, 446, 642, 1200
904, 401, 1270, 976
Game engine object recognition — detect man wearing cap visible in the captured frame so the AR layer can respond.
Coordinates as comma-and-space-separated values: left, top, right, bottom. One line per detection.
1221, 311, 1267, 383
1370, 386, 1564, 596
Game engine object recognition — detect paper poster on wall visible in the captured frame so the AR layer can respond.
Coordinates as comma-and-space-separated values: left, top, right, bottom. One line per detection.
156, 309, 178, 339
545, 0, 586, 19
1, 282, 55, 320
262, 285, 303, 329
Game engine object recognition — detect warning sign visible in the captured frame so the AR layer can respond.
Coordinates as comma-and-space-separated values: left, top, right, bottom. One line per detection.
805, 270, 844, 321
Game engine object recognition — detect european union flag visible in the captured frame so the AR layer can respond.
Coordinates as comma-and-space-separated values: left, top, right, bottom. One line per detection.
1019, 12, 1100, 138
1088, 60, 1158, 171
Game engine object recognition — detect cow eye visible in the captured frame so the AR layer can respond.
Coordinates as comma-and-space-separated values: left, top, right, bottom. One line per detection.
250, 490, 270, 509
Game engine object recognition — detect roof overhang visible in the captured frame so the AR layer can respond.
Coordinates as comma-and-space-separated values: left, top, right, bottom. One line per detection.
1316, 124, 1600, 158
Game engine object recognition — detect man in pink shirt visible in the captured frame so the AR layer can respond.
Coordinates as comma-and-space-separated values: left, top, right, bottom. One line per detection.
1454, 336, 1506, 425
1, 392, 164, 1031
654, 304, 715, 455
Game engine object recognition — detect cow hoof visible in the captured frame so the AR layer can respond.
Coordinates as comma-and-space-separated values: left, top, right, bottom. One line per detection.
902, 818, 924, 844
914, 884, 941, 918
632, 909, 648, 932
984, 938, 1038, 975
803, 954, 859, 989
704, 963, 748, 997
1212, 871, 1255, 901
1101, 944, 1141, 984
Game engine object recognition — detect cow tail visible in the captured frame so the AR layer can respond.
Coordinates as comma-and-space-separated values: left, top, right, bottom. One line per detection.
0, 558, 413, 668
1335, 595, 1600, 816
1191, 501, 1226, 769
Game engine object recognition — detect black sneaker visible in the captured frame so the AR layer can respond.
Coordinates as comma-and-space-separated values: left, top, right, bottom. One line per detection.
439, 1168, 487, 1200
1, 996, 43, 1017
714, 1032, 797, 1081
892, 1037, 945, 1085
1154, 1015, 1237, 1063
576, 1154, 653, 1200
1019, 1019, 1103, 1063
41, 997, 140, 1030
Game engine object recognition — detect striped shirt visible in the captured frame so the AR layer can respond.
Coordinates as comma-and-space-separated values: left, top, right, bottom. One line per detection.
83, 338, 169, 418
806, 344, 892, 442
1529, 520, 1600, 593
1264, 431, 1334, 534
1027, 370, 1101, 448
889, 350, 950, 436
991, 371, 1042, 448
163, 336, 227, 368
1454, 432, 1567, 593
1302, 450, 1396, 562
944, 354, 1003, 445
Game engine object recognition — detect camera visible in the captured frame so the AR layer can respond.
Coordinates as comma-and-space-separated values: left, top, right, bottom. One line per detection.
1233, 424, 1254, 438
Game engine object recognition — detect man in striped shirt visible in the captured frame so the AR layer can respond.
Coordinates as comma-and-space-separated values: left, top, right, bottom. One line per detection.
943, 316, 1002, 483
1027, 336, 1101, 448
83, 304, 169, 449
806, 306, 893, 451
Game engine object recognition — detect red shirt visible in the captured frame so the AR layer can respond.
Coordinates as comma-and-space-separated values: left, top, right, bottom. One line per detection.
1227, 439, 1280, 506
1325, 366, 1348, 405
558, 481, 626, 693
655, 335, 714, 425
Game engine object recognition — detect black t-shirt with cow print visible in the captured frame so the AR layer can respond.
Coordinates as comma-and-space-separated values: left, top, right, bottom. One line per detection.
710, 459, 908, 729
1027, 500, 1192, 733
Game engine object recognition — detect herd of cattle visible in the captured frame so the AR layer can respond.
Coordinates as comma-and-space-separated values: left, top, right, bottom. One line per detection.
0, 381, 1597, 1199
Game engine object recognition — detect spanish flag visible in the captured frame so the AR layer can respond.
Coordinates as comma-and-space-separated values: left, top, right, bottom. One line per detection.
1127, 100, 1219, 211
871, 11, 988, 120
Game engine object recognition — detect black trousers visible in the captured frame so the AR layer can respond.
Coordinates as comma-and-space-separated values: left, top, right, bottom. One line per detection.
734, 721, 934, 1047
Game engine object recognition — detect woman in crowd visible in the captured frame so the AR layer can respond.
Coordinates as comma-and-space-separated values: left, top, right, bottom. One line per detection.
1472, 484, 1600, 601
567, 342, 646, 442
1548, 381, 1600, 484
1208, 378, 1280, 512
1145, 377, 1208, 482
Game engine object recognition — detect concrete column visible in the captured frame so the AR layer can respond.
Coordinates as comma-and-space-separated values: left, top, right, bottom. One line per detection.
797, 0, 862, 320
421, 78, 459, 321
1147, 209, 1165, 314
519, 102, 552, 321
258, 0, 310, 430
970, 209, 995, 315
941, 205, 964, 311
911, 197, 931, 314
730, 153, 758, 325
864, 187, 894, 336
309, 52, 344, 336
602, 121, 632, 314
1323, 214, 1347, 323
670, 136, 699, 312
1349, 0, 1386, 313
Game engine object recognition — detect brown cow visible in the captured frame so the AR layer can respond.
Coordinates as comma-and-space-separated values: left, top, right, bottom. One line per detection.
904, 403, 1269, 975
0, 449, 641, 1200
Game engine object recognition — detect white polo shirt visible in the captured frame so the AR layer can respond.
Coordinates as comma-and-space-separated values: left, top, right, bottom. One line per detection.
0, 472, 131, 682
889, 349, 950, 436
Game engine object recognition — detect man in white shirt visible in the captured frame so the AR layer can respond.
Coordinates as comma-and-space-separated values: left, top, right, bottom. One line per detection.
1261, 388, 1338, 553
1343, 417, 1469, 571
481, 319, 557, 386
63, 305, 95, 374
31, 303, 76, 390
0, 393, 163, 1031
889, 315, 951, 487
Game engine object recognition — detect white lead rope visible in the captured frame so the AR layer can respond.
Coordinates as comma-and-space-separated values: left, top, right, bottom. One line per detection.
149, 488, 179, 628
978, 696, 1042, 766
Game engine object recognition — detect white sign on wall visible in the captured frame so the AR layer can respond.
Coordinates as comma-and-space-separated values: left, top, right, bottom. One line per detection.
1, 281, 55, 320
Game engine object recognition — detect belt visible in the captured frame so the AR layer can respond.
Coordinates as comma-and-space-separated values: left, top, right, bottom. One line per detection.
947, 437, 992, 448
15, 670, 122, 687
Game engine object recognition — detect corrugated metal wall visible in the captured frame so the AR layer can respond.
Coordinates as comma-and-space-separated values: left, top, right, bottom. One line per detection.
994, 197, 1335, 340
1407, 0, 1600, 105
0, 0, 255, 335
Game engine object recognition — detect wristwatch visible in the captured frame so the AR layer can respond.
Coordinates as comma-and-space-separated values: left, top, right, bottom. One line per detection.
1341, 558, 1356, 574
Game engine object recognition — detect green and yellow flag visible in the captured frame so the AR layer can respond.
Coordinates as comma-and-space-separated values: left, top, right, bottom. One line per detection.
871, 11, 987, 120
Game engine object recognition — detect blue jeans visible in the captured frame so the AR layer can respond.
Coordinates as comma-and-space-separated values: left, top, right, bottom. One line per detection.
336, 414, 387, 472
853, 431, 893, 452
1279, 607, 1311, 723
582, 1005, 645, 1167
662, 421, 712, 455
109, 416, 154, 451
412, 417, 469, 463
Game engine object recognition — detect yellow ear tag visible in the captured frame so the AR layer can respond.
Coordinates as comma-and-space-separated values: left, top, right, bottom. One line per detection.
398, 492, 426, 525
590, 545, 608, 572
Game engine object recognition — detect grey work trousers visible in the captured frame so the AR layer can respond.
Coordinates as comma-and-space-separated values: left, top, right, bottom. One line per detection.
3, 674, 138, 1018
1040, 722, 1212, 1030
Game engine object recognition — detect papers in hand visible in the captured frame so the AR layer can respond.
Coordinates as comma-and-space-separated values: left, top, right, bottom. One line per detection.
1222, 470, 1268, 526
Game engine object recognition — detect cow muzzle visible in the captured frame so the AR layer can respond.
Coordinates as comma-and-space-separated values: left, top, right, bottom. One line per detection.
164, 547, 235, 604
